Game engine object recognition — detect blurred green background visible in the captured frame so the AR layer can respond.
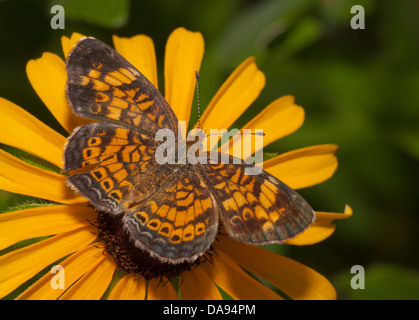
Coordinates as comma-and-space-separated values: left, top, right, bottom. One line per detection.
0, 0, 418, 299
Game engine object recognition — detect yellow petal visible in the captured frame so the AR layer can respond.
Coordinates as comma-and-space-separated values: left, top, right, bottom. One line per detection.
108, 273, 146, 300
61, 32, 86, 59
202, 249, 282, 300
58, 254, 116, 300
0, 226, 96, 299
109, 275, 179, 300
0, 149, 85, 204
26, 52, 87, 134
17, 244, 105, 300
286, 205, 353, 245
165, 27, 204, 124
0, 98, 66, 168
148, 278, 179, 300
264, 144, 338, 189
112, 34, 158, 88
219, 236, 336, 300
181, 267, 223, 300
200, 57, 265, 150
229, 95, 304, 159
0, 205, 96, 250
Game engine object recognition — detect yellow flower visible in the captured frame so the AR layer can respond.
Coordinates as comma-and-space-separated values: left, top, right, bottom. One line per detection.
0, 27, 351, 300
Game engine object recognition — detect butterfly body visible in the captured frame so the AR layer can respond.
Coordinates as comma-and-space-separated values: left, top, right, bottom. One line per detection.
64, 37, 315, 264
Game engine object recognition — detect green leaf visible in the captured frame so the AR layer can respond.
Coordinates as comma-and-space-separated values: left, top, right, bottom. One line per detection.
51, 0, 129, 28
214, 0, 313, 68
3, 201, 57, 213
395, 128, 419, 160
262, 152, 279, 162
268, 17, 321, 62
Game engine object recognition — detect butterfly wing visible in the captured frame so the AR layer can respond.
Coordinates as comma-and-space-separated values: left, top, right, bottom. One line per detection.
200, 153, 315, 244
64, 122, 170, 214
66, 37, 178, 135
122, 165, 219, 264
65, 37, 181, 214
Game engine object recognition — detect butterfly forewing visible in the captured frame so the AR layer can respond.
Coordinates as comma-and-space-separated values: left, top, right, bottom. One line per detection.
64, 122, 164, 213
66, 37, 178, 135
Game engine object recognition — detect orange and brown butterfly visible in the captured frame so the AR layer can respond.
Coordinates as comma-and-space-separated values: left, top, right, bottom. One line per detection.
63, 37, 315, 265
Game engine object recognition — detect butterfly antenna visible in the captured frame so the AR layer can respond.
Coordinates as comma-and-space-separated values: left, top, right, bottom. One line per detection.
195, 71, 201, 130
194, 71, 265, 139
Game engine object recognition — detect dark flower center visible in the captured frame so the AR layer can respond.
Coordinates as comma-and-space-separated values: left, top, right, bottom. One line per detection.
97, 211, 215, 281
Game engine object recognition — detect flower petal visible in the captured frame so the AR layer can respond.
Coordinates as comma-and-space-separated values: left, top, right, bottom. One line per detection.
229, 95, 304, 159
164, 27, 204, 124
0, 205, 96, 250
263, 144, 338, 189
108, 273, 146, 300
109, 275, 179, 300
61, 33, 85, 59
17, 244, 105, 300
147, 278, 179, 300
200, 57, 265, 149
112, 34, 158, 89
181, 266, 223, 300
286, 205, 353, 245
26, 52, 87, 134
219, 236, 336, 300
58, 254, 116, 300
0, 149, 85, 204
202, 248, 283, 300
0, 226, 96, 299
0, 98, 66, 168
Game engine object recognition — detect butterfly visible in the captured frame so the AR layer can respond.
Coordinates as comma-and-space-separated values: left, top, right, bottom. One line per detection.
63, 37, 315, 264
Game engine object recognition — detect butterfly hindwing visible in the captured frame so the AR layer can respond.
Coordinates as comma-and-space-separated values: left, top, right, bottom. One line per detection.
122, 166, 219, 263
66, 37, 178, 134
201, 153, 315, 244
